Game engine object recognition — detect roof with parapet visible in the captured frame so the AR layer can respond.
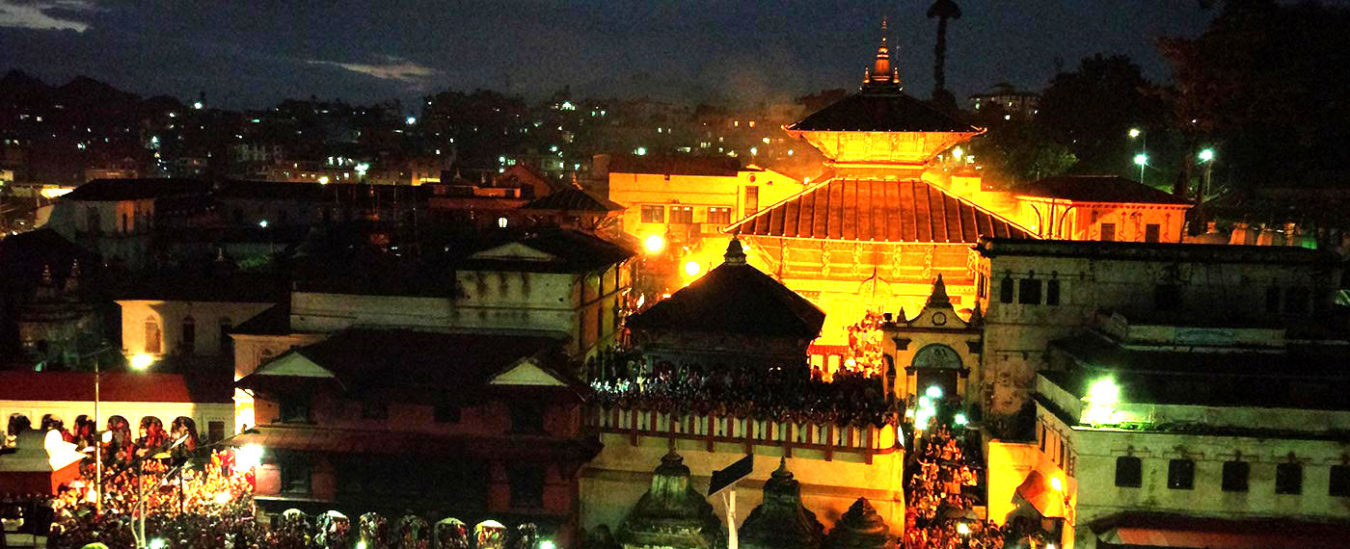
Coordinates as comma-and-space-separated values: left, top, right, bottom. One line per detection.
606, 154, 742, 177
236, 329, 579, 399
522, 187, 623, 212
0, 371, 234, 403
787, 90, 979, 133
1015, 175, 1193, 205
626, 241, 825, 339
727, 178, 1032, 243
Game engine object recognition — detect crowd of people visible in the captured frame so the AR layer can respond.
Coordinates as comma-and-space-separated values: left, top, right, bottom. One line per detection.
903, 424, 1005, 549
587, 349, 896, 428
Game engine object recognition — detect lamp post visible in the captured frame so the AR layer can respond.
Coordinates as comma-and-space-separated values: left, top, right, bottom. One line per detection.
1133, 153, 1149, 185
1128, 128, 1146, 184
1197, 148, 1216, 204
98, 353, 155, 515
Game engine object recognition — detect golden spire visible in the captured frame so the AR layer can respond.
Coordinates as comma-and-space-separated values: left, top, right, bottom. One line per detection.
863, 17, 900, 89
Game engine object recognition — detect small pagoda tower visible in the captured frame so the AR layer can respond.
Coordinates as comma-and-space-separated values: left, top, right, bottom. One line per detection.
739, 458, 825, 549
822, 498, 891, 549
784, 20, 983, 175
616, 450, 726, 549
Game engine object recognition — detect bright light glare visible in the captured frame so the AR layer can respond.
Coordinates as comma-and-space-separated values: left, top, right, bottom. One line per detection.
149, 539, 167, 549
643, 234, 666, 254
1050, 476, 1064, 491
954, 413, 968, 426
540, 541, 557, 549
130, 353, 154, 370
1128, 128, 1141, 139
258, 219, 269, 229
956, 523, 970, 536
318, 176, 330, 185
405, 116, 417, 126
236, 444, 264, 469
1081, 377, 1122, 426
1199, 148, 1215, 162
684, 261, 701, 276
1087, 378, 1120, 406
951, 146, 964, 161
1133, 153, 1148, 167
357, 542, 369, 549
635, 146, 647, 156
925, 385, 944, 399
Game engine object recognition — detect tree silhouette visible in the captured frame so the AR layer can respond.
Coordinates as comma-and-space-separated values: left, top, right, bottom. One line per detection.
927, 0, 963, 110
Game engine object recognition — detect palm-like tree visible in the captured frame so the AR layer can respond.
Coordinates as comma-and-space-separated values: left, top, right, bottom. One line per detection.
927, 0, 963, 101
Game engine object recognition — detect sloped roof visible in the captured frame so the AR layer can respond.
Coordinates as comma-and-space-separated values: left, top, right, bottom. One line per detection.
787, 90, 978, 133
522, 187, 623, 212
0, 371, 233, 403
63, 178, 210, 201
457, 228, 635, 273
626, 254, 824, 339
728, 178, 1031, 243
607, 154, 741, 177
239, 329, 576, 397
230, 302, 291, 336
1016, 175, 1193, 205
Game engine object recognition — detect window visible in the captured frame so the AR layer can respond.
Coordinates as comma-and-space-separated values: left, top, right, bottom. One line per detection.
1100, 223, 1116, 242
1154, 284, 1182, 311
1046, 278, 1061, 306
1168, 459, 1195, 490
510, 403, 545, 434
181, 316, 196, 355
281, 458, 312, 494
640, 205, 664, 223
669, 205, 694, 224
361, 401, 388, 420
509, 465, 545, 509
1330, 465, 1350, 497
1145, 224, 1161, 242
999, 276, 1014, 304
707, 207, 733, 225
1276, 462, 1303, 494
144, 317, 162, 354
1018, 278, 1042, 304
280, 397, 310, 424
1115, 456, 1142, 488
1223, 461, 1249, 492
207, 421, 225, 443
1266, 286, 1281, 314
434, 404, 461, 423
745, 187, 759, 216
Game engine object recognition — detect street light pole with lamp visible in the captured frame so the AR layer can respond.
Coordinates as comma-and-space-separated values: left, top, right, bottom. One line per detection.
94, 352, 156, 515
1128, 128, 1146, 184
1197, 148, 1216, 204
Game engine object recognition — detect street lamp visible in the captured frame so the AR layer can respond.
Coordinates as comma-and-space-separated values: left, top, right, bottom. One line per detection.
1133, 153, 1148, 184
1127, 128, 1142, 139
1197, 148, 1216, 204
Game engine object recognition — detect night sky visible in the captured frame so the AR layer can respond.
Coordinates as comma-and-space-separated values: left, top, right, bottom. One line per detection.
1, 1, 1337, 109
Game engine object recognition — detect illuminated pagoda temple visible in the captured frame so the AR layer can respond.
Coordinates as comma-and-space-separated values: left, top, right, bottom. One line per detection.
615, 450, 725, 549
625, 238, 825, 366
739, 458, 826, 549
728, 20, 1032, 347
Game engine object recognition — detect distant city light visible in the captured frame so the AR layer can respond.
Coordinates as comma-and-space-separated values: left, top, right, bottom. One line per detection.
258, 219, 269, 229
549, 145, 558, 152
498, 217, 508, 229
635, 146, 648, 156
749, 147, 758, 155
149, 539, 167, 549
405, 116, 417, 125
684, 261, 701, 276
130, 353, 154, 370
951, 146, 965, 161
192, 101, 203, 110
643, 234, 666, 254
1199, 148, 1215, 162
954, 413, 968, 426
318, 176, 330, 185
560, 101, 575, 111
355, 162, 370, 177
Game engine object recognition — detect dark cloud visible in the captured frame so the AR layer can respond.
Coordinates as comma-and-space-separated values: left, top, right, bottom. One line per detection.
4, 0, 1349, 109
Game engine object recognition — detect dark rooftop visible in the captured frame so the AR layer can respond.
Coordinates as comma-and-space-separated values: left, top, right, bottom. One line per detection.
626, 242, 825, 339
63, 178, 210, 201
1015, 175, 1193, 205
522, 187, 623, 212
457, 228, 635, 273
728, 178, 1032, 243
787, 90, 980, 133
1047, 331, 1350, 410
605, 154, 741, 177
977, 237, 1342, 264
229, 302, 291, 336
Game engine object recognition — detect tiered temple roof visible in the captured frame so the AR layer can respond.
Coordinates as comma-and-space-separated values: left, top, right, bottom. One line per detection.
822, 498, 891, 549
739, 459, 825, 549
616, 450, 725, 549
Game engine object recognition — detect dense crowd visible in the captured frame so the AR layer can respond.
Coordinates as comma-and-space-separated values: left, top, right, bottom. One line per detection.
903, 425, 1004, 549
587, 350, 896, 427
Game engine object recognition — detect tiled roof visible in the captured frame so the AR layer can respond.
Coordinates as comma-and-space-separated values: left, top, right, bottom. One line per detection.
787, 90, 979, 133
0, 371, 234, 403
728, 178, 1031, 243
1015, 175, 1193, 205
522, 187, 623, 212
626, 257, 825, 339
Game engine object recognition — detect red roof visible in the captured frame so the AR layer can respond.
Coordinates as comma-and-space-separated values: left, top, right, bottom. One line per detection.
0, 371, 233, 403
728, 178, 1031, 243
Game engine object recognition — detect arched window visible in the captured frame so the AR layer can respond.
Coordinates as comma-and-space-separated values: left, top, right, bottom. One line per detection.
144, 316, 162, 354
181, 316, 196, 355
